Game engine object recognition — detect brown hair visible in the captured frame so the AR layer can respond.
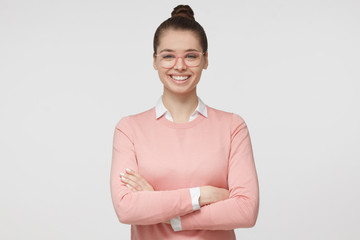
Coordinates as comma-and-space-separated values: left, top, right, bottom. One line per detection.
153, 5, 208, 55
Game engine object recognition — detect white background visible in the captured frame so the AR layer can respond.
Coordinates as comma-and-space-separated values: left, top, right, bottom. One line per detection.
1, 0, 359, 239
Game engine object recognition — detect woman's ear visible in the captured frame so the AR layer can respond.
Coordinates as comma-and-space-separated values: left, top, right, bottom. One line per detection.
153, 54, 158, 70
203, 52, 208, 70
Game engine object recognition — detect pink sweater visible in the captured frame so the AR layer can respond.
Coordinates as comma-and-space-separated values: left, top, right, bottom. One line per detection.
110, 105, 259, 239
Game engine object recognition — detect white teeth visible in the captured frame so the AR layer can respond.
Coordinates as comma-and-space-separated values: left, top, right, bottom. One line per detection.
171, 75, 189, 81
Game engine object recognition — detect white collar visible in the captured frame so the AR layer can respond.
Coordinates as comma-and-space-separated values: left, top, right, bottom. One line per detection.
155, 95, 208, 119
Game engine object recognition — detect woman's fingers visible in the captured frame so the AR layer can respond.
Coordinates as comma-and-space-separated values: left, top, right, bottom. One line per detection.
126, 168, 154, 191
125, 168, 140, 177
126, 183, 137, 192
120, 168, 155, 191
125, 169, 151, 188
120, 173, 143, 191
121, 172, 140, 185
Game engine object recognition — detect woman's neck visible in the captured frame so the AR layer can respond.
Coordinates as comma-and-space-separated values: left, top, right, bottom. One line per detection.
162, 90, 198, 123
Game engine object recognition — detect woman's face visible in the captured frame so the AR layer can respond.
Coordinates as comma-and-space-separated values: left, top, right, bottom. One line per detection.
153, 29, 208, 95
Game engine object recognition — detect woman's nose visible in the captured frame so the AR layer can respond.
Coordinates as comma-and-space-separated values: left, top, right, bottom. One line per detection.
173, 57, 187, 70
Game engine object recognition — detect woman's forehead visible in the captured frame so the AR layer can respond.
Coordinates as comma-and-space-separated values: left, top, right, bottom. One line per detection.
158, 29, 202, 51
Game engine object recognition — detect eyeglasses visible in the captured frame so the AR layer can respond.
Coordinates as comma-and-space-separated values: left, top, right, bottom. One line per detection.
154, 51, 205, 69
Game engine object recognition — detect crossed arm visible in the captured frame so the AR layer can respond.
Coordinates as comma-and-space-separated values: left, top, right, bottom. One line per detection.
110, 114, 259, 231
120, 169, 230, 225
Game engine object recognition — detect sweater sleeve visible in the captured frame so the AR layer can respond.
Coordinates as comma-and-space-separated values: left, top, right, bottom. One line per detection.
170, 187, 201, 231
110, 116, 197, 225
177, 113, 260, 231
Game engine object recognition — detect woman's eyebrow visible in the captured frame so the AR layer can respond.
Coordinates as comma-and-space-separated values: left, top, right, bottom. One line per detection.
159, 48, 201, 53
185, 48, 200, 52
159, 49, 175, 53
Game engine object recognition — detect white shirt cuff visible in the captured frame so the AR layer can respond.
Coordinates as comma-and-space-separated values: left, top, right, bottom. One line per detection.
170, 216, 182, 231
190, 187, 201, 210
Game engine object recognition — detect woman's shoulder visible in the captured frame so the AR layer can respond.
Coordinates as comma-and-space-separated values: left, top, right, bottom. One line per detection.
206, 105, 246, 125
207, 106, 249, 139
115, 106, 155, 128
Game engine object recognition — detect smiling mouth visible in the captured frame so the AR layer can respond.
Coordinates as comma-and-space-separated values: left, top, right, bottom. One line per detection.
170, 75, 190, 81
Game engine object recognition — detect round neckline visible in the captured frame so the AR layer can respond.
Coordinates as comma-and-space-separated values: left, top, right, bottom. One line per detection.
154, 105, 208, 129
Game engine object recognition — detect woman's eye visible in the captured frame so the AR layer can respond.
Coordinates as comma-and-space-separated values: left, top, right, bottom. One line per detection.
185, 54, 199, 59
162, 54, 175, 59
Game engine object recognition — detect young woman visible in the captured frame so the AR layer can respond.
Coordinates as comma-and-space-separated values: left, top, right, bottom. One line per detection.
110, 5, 259, 239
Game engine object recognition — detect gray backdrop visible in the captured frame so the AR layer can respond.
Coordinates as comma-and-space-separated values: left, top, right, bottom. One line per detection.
1, 0, 359, 239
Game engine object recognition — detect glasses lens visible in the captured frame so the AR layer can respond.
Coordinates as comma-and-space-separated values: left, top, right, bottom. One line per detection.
184, 52, 201, 67
158, 52, 202, 68
159, 53, 176, 68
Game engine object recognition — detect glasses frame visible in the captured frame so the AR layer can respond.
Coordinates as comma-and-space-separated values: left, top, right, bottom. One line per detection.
154, 51, 206, 69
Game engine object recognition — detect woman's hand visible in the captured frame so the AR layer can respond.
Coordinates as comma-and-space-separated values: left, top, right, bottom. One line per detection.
120, 169, 171, 225
120, 168, 154, 191
199, 186, 230, 206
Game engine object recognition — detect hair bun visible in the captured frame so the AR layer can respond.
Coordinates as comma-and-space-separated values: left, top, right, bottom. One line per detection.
171, 5, 195, 21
